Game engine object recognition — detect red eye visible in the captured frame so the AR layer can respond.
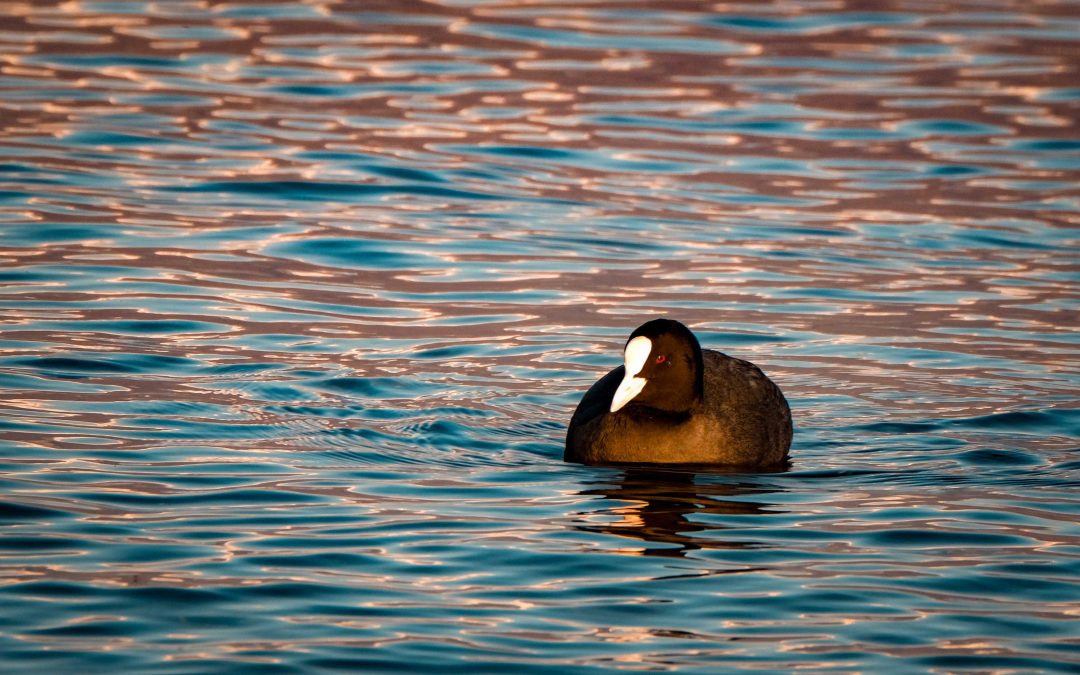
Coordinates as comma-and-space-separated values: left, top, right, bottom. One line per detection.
655, 354, 666, 364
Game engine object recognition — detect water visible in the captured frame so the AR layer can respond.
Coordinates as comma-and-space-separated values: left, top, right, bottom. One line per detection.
1, 0, 1078, 672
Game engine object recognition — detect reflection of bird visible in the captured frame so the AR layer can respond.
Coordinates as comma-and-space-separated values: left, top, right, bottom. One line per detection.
565, 319, 792, 467
575, 469, 779, 558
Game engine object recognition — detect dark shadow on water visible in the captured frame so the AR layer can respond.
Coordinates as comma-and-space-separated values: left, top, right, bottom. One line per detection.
573, 468, 785, 558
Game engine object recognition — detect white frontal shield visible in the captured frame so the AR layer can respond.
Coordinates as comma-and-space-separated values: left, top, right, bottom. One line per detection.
610, 336, 651, 413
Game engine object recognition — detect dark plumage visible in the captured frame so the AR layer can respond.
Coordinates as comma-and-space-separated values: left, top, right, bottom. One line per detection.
564, 319, 792, 467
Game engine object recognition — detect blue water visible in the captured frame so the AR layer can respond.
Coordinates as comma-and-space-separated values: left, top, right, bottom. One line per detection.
1, 1, 1079, 672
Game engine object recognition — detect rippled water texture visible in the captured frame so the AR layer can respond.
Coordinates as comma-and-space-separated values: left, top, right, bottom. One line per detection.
2, 1, 1079, 672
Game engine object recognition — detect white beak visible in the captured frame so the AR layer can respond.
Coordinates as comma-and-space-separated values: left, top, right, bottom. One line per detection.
610, 336, 652, 413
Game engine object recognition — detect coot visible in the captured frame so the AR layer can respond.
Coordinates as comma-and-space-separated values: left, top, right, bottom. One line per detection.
565, 319, 792, 467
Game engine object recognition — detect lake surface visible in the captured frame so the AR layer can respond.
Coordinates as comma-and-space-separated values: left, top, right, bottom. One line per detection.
1, 1, 1078, 672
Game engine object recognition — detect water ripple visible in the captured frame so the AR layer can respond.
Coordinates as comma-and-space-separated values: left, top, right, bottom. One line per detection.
0, 0, 1078, 672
